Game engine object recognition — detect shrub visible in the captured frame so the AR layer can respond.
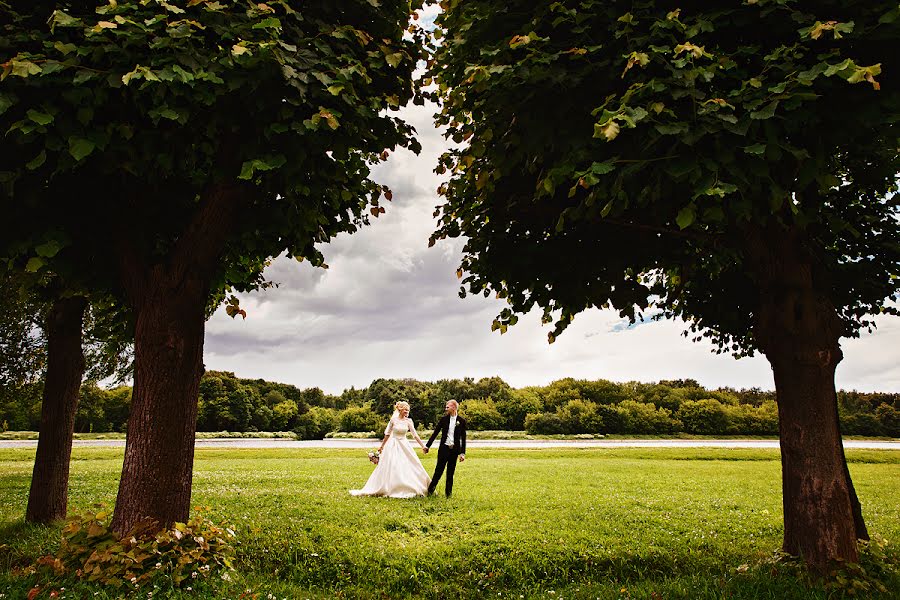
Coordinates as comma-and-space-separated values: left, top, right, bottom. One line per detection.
725, 401, 779, 435
616, 400, 681, 434
556, 400, 602, 434
293, 406, 339, 440
677, 399, 729, 434
338, 404, 382, 433
34, 507, 235, 591
461, 397, 506, 430
496, 388, 543, 430
842, 412, 884, 436
875, 403, 900, 438
270, 400, 299, 431
524, 412, 567, 434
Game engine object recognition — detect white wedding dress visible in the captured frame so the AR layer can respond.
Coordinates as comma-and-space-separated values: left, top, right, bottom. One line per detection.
350, 417, 431, 498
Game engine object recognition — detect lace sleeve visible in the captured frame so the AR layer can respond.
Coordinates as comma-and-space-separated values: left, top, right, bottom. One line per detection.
408, 419, 417, 434
384, 418, 394, 436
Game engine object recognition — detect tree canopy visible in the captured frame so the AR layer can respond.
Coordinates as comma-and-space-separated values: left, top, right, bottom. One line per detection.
2, 0, 425, 295
427, 0, 899, 571
429, 0, 899, 350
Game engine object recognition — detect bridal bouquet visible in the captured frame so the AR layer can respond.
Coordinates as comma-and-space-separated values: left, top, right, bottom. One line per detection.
367, 449, 381, 465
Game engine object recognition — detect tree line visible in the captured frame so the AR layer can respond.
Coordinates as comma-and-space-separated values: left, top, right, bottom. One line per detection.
4, 372, 898, 439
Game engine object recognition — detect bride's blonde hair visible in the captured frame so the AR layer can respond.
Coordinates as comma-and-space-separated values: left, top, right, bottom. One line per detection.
394, 401, 411, 412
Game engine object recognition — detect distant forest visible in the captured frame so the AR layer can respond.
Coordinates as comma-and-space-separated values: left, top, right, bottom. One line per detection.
2, 372, 898, 439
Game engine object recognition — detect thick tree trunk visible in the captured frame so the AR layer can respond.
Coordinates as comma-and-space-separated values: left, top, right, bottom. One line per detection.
747, 224, 862, 572
111, 184, 241, 536
26, 295, 88, 523
110, 270, 207, 535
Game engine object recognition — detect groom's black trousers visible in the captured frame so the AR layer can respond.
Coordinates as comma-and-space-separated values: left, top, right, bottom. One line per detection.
428, 444, 459, 497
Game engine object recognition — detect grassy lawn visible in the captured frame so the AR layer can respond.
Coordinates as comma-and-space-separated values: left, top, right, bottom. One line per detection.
1, 447, 898, 599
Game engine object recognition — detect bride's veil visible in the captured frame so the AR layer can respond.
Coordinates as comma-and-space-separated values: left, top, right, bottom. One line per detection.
385, 409, 399, 435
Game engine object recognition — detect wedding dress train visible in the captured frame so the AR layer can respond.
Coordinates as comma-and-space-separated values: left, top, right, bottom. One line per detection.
350, 417, 431, 498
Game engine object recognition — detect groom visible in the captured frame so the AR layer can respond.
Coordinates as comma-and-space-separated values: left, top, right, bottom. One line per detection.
424, 399, 467, 498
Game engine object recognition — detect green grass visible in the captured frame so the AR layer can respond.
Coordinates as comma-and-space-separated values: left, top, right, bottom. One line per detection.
1, 447, 898, 599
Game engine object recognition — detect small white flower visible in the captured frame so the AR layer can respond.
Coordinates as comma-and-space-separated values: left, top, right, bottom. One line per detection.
130, 577, 137, 584
155, 562, 162, 569
192, 571, 198, 579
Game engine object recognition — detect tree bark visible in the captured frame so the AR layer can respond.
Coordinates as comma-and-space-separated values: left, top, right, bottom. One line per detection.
26, 295, 88, 523
110, 268, 207, 535
747, 224, 862, 572
111, 184, 242, 536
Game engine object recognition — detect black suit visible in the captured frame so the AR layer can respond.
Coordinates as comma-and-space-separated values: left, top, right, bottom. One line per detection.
426, 414, 466, 497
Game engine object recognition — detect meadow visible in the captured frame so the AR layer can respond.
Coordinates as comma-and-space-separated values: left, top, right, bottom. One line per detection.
1, 447, 898, 599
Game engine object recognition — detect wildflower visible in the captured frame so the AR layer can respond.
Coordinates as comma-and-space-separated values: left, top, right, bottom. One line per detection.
192, 571, 198, 579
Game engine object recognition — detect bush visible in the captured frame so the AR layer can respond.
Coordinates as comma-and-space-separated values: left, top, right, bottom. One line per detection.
557, 400, 602, 434
677, 399, 729, 434
524, 412, 567, 434
725, 401, 779, 435
496, 388, 543, 430
461, 398, 505, 430
270, 400, 299, 431
34, 507, 235, 592
338, 404, 382, 433
875, 403, 900, 437
616, 400, 681, 434
293, 406, 339, 440
842, 412, 884, 436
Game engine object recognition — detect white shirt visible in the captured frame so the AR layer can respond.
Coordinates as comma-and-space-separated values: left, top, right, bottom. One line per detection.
445, 415, 457, 447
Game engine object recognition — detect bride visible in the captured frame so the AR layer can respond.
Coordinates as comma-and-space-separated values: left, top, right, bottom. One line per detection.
350, 401, 431, 498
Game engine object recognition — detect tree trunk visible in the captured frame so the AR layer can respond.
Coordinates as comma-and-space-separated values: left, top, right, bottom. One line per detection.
111, 184, 242, 536
26, 295, 88, 523
110, 269, 207, 535
747, 224, 862, 572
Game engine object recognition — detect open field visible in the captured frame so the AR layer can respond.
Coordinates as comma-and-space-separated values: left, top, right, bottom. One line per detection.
1, 447, 898, 599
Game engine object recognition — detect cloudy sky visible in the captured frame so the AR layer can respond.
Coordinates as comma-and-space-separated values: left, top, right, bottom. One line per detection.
204, 10, 900, 396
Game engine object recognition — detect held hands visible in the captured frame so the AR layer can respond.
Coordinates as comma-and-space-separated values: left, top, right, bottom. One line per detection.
458, 454, 465, 462
422, 446, 429, 454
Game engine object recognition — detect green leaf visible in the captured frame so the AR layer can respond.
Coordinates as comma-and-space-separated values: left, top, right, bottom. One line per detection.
749, 101, 778, 120
676, 205, 696, 229
25, 257, 45, 273
35, 240, 63, 258
68, 137, 96, 161
238, 155, 287, 180
48, 10, 82, 31
655, 123, 688, 135
252, 17, 282, 30
0, 94, 13, 115
26, 150, 47, 170
53, 41, 78, 55
743, 144, 766, 155
26, 109, 54, 126
385, 53, 403, 68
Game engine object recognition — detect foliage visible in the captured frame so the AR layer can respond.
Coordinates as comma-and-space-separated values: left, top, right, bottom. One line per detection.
292, 406, 339, 440
0, 0, 427, 296
428, 0, 899, 352
459, 397, 505, 430
338, 403, 382, 434
4, 372, 897, 437
1, 447, 899, 598
31, 506, 234, 592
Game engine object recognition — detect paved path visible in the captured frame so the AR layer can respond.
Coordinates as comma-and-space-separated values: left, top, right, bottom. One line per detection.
1, 438, 898, 450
